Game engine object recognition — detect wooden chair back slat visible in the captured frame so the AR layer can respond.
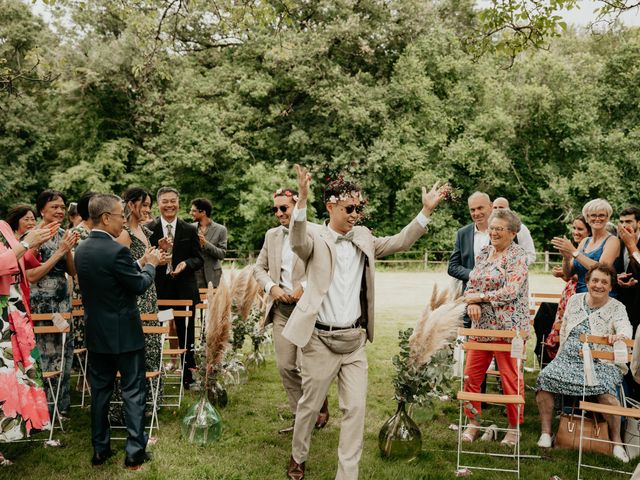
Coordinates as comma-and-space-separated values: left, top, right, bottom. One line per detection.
579, 334, 634, 347
157, 299, 192, 307
31, 312, 71, 321
458, 328, 528, 340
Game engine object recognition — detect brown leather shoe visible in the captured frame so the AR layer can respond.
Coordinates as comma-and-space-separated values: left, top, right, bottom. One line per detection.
287, 456, 305, 480
315, 398, 329, 429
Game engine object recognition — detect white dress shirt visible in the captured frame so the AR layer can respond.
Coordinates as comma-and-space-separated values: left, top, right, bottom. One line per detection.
293, 208, 430, 328
264, 226, 297, 295
473, 224, 490, 259
517, 223, 536, 265
160, 217, 178, 238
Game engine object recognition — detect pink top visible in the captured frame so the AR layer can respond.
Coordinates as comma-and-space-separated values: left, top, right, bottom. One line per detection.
0, 221, 21, 296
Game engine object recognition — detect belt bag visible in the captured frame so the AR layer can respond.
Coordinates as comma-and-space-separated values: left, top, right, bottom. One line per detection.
316, 328, 366, 355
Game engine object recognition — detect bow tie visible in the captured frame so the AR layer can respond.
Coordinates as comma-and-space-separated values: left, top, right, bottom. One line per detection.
336, 231, 354, 243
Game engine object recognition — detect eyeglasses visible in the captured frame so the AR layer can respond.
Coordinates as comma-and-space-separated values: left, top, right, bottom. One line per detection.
343, 204, 365, 215
272, 206, 290, 214
589, 213, 608, 220
489, 226, 508, 232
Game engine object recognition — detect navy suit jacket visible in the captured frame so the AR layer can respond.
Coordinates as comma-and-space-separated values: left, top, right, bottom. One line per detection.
447, 223, 476, 291
74, 230, 156, 354
147, 218, 204, 301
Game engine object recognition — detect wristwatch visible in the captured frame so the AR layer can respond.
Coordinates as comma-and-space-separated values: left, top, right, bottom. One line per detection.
571, 250, 579, 258
20, 240, 30, 250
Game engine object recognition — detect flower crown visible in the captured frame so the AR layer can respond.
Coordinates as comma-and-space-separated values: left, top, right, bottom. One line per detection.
273, 188, 299, 203
323, 176, 364, 204
326, 191, 364, 204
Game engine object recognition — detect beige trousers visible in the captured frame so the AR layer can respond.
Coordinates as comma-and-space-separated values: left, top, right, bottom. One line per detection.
272, 307, 303, 414
292, 329, 368, 480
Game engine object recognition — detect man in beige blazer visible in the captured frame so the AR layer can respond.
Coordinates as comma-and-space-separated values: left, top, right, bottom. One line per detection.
284, 165, 446, 480
254, 188, 329, 434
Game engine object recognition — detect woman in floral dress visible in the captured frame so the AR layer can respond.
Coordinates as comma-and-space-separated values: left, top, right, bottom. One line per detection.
0, 220, 54, 465
536, 264, 632, 462
461, 209, 530, 445
110, 188, 162, 424
30, 191, 79, 416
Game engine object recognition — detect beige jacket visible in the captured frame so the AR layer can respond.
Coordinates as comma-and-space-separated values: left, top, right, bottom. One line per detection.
253, 226, 306, 327
282, 210, 428, 348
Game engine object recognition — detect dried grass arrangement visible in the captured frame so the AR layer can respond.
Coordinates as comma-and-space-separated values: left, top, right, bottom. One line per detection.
392, 284, 464, 407
204, 278, 232, 384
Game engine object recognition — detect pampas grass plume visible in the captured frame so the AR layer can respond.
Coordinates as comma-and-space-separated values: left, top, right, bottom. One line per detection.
206, 277, 231, 376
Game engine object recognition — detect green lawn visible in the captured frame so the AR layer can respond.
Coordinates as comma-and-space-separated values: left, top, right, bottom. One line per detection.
1, 272, 635, 479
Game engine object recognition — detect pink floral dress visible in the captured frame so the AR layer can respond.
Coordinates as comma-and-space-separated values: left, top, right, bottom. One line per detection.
0, 223, 50, 440
465, 243, 530, 342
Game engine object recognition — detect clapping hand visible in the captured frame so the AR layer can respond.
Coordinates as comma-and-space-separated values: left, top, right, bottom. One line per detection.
619, 224, 638, 250
198, 232, 206, 248
23, 227, 55, 250
58, 230, 78, 253
550, 236, 576, 258
618, 272, 638, 288
144, 247, 164, 267
170, 261, 187, 277
158, 236, 173, 252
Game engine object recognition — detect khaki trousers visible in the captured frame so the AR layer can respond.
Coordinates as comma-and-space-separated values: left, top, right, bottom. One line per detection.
292, 329, 368, 480
272, 306, 303, 414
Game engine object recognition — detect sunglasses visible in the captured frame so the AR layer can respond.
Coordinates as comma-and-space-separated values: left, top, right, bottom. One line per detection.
343, 204, 365, 215
271, 206, 290, 214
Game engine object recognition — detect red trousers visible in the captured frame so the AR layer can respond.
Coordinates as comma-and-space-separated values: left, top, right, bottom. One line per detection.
463, 341, 524, 426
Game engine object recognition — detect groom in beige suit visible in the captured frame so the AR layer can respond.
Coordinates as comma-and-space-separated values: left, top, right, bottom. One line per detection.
284, 165, 446, 480
254, 188, 329, 434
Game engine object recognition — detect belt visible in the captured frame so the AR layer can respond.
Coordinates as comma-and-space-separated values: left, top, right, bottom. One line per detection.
314, 322, 360, 332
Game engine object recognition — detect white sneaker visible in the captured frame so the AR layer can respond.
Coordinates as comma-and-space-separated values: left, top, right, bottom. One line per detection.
537, 433, 552, 448
613, 444, 630, 463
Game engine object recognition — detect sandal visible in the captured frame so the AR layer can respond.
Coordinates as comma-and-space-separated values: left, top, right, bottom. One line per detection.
461, 424, 481, 443
480, 424, 498, 441
501, 431, 520, 446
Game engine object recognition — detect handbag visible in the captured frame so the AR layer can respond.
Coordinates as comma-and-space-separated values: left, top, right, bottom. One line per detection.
555, 404, 612, 455
624, 397, 640, 459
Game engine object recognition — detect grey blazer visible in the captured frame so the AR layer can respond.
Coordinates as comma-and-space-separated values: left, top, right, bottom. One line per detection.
193, 220, 227, 288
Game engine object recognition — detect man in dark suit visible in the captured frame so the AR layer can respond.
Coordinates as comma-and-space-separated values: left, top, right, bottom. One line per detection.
189, 197, 227, 288
147, 187, 204, 388
448, 191, 492, 291
75, 194, 163, 469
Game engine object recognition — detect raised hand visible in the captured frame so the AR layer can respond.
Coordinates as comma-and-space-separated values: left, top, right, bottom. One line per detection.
294, 164, 311, 208
421, 181, 447, 216
58, 230, 78, 253
170, 261, 187, 277
145, 247, 164, 267
158, 236, 173, 252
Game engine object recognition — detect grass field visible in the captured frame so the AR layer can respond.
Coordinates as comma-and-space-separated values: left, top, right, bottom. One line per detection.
1, 271, 635, 479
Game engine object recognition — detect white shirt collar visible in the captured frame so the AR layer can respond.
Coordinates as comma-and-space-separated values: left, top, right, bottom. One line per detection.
161, 217, 178, 231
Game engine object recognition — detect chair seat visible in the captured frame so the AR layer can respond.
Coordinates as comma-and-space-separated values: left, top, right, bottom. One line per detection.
457, 391, 525, 405
163, 348, 188, 355
166, 336, 179, 340
73, 348, 87, 354
579, 400, 640, 419
43, 371, 62, 379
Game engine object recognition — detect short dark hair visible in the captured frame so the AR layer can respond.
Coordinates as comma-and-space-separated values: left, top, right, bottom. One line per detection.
323, 178, 362, 204
157, 187, 179, 202
191, 198, 212, 217
76, 191, 97, 221
36, 190, 66, 215
585, 263, 617, 287
6, 204, 36, 232
620, 206, 640, 222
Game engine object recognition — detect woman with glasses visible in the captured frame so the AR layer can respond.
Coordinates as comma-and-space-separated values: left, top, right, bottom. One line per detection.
460, 209, 530, 445
551, 199, 620, 297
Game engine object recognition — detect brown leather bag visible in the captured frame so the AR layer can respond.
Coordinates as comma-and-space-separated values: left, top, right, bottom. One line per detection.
555, 406, 612, 455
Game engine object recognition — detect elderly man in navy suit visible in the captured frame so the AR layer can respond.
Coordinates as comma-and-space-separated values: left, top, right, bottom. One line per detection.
75, 194, 163, 469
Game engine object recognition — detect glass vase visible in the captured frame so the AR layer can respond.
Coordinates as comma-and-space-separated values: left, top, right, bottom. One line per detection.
181, 395, 222, 445
378, 401, 422, 459
206, 380, 228, 409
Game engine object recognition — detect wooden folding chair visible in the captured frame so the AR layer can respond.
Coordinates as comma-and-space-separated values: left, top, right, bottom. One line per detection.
456, 328, 526, 478
32, 313, 71, 442
110, 321, 168, 441
157, 299, 192, 408
577, 334, 635, 479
